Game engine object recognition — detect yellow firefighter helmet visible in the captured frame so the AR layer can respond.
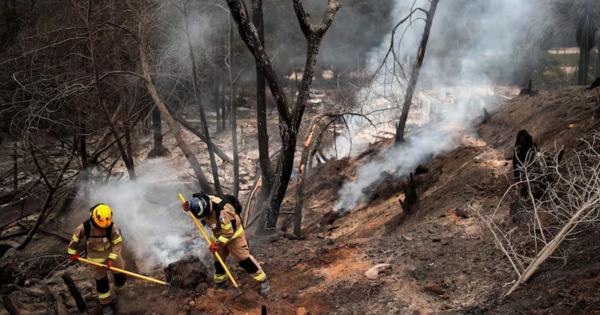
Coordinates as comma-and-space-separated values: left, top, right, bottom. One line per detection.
91, 204, 113, 228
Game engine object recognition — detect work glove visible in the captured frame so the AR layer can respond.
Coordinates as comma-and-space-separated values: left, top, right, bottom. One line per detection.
209, 242, 225, 253
106, 260, 114, 269
69, 254, 80, 262
182, 201, 190, 212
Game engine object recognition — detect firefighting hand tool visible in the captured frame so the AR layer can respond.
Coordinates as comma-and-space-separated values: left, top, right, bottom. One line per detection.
70, 254, 80, 262
76, 257, 181, 293
178, 193, 245, 298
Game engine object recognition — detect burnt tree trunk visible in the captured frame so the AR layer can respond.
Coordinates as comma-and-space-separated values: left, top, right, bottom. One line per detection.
151, 104, 163, 150
78, 1, 136, 180
227, 0, 340, 229
147, 105, 169, 158
79, 120, 89, 205
13, 143, 17, 191
214, 28, 222, 134
221, 72, 228, 131
130, 7, 214, 194
252, 0, 274, 212
183, 4, 222, 195
482, 107, 491, 123
395, 0, 439, 144
399, 173, 417, 214
513, 130, 537, 198
165, 106, 232, 163
577, 26, 595, 86
294, 118, 320, 237
230, 16, 240, 198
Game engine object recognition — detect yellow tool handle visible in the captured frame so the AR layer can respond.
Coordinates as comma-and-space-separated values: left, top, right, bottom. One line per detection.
77, 257, 167, 286
178, 193, 240, 289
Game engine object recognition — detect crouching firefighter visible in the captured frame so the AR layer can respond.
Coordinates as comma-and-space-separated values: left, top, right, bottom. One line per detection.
183, 192, 270, 296
67, 204, 126, 315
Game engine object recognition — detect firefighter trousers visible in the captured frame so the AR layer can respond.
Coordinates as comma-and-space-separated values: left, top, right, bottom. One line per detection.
89, 257, 126, 305
214, 235, 266, 283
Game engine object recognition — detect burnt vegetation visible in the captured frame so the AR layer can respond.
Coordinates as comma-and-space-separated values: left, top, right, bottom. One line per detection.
1, 0, 600, 314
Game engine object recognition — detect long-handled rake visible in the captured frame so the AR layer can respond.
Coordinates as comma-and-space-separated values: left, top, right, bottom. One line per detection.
178, 193, 245, 299
77, 257, 181, 293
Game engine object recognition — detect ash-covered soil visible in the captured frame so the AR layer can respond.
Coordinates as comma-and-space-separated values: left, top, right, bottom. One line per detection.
2, 87, 600, 315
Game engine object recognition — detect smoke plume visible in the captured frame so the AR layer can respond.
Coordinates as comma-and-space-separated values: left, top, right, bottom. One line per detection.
87, 159, 209, 272
334, 0, 541, 211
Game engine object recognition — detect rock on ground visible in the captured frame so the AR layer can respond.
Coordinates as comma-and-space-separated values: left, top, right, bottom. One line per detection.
365, 264, 391, 279
164, 255, 209, 290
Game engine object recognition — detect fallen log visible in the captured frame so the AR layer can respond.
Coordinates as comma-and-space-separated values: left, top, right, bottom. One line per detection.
166, 107, 233, 164
61, 275, 87, 313
1, 295, 20, 315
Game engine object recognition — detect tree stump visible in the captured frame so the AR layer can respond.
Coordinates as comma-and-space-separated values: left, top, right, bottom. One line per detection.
399, 173, 417, 214
512, 130, 538, 198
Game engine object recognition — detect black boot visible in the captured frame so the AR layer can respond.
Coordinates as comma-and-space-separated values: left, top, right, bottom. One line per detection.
102, 304, 113, 315
259, 279, 270, 297
215, 282, 229, 290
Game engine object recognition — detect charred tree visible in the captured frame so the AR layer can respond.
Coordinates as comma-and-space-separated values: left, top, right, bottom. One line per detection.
519, 79, 538, 96
182, 3, 222, 195
482, 107, 491, 123
398, 173, 417, 214
71, 1, 136, 180
79, 120, 89, 205
513, 130, 538, 198
588, 77, 600, 90
251, 0, 275, 212
122, 95, 133, 162
395, 0, 439, 144
127, 0, 214, 193
214, 28, 222, 133
294, 119, 319, 237
577, 27, 595, 85
12, 143, 17, 191
227, 0, 341, 229
147, 105, 169, 158
230, 16, 240, 198
165, 106, 233, 163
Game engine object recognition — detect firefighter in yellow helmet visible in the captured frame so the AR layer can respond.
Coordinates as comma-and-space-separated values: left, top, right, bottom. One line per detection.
67, 204, 125, 315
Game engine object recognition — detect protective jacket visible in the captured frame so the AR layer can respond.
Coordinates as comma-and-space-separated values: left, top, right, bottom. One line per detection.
68, 222, 123, 264
199, 195, 245, 244
195, 195, 266, 284
68, 221, 125, 305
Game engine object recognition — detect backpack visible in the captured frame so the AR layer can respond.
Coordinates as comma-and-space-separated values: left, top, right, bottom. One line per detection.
220, 194, 243, 215
195, 192, 243, 216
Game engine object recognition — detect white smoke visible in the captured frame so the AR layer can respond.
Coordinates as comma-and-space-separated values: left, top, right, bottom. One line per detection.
333, 0, 541, 211
87, 159, 210, 272
334, 99, 478, 211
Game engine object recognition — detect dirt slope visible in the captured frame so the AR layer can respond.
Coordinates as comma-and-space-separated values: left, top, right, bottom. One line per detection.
3, 87, 600, 315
